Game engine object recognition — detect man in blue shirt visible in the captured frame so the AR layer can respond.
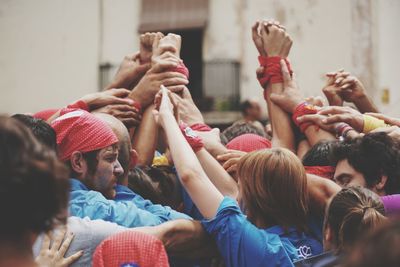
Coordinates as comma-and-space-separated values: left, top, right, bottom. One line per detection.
51, 109, 190, 228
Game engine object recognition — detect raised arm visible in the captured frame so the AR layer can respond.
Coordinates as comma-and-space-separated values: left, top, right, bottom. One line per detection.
270, 61, 336, 146
195, 148, 238, 198
255, 21, 296, 152
132, 105, 159, 166
155, 87, 224, 219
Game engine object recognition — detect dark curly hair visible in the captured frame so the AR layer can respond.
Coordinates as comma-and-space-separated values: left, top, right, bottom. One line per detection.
302, 140, 338, 166
0, 116, 69, 242
330, 132, 400, 194
128, 165, 182, 210
11, 114, 57, 150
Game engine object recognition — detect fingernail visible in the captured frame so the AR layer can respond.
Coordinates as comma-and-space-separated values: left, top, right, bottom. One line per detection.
322, 119, 327, 123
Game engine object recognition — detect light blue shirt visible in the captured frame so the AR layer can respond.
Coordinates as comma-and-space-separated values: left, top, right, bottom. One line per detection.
69, 179, 190, 228
202, 197, 323, 267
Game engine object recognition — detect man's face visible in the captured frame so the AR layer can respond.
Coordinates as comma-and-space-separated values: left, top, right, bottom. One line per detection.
249, 101, 262, 120
89, 145, 124, 199
333, 159, 366, 188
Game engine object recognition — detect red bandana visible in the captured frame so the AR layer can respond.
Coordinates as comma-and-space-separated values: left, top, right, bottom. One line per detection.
51, 108, 118, 161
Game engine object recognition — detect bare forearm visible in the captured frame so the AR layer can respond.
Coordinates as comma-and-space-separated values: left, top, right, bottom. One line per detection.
297, 139, 311, 159
132, 105, 158, 166
266, 84, 296, 152
307, 174, 341, 214
204, 139, 230, 158
196, 149, 238, 198
160, 112, 223, 218
134, 219, 218, 259
303, 125, 336, 146
353, 95, 379, 113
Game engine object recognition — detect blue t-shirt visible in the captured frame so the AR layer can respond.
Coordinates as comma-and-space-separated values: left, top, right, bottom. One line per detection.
201, 197, 323, 267
69, 179, 190, 228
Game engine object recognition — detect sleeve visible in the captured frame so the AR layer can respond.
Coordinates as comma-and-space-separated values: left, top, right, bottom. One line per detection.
128, 193, 192, 221
201, 197, 295, 267
381, 194, 400, 216
69, 191, 164, 227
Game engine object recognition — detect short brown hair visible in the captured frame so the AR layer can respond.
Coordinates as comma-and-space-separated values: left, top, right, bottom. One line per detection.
237, 148, 309, 232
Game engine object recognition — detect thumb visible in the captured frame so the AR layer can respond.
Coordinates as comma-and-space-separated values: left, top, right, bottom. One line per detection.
135, 63, 151, 74
181, 87, 192, 99
109, 88, 131, 97
109, 96, 135, 106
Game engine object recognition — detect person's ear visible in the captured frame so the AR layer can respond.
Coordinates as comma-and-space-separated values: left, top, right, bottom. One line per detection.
375, 175, 388, 191
70, 151, 87, 178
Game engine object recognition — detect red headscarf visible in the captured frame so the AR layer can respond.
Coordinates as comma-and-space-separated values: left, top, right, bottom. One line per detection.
226, 133, 272, 152
93, 231, 169, 267
51, 108, 118, 161
33, 109, 59, 121
304, 166, 336, 180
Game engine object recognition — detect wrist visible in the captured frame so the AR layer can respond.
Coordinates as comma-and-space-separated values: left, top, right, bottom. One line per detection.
290, 100, 305, 114
353, 95, 378, 113
129, 89, 146, 108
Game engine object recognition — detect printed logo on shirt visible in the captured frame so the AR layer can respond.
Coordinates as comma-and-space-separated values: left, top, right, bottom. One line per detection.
297, 245, 312, 259
120, 263, 139, 267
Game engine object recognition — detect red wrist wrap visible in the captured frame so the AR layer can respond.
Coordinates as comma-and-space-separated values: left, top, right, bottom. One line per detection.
67, 100, 89, 111
131, 100, 142, 113
292, 102, 318, 133
170, 62, 189, 79
190, 123, 212, 132
257, 56, 293, 88
304, 166, 335, 180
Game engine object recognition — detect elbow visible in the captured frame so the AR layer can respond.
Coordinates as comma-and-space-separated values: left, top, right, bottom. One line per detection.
179, 169, 197, 185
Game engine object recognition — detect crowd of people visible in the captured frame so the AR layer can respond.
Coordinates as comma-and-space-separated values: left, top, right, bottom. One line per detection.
1, 19, 400, 267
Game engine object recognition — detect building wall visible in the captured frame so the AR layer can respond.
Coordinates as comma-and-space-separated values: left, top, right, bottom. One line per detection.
205, 0, 400, 116
0, 0, 399, 116
374, 0, 400, 115
0, 0, 100, 114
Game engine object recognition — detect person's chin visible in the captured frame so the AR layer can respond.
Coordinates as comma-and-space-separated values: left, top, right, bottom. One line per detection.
105, 188, 116, 200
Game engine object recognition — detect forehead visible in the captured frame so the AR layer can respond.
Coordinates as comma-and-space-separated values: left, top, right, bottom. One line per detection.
335, 159, 356, 174
99, 144, 119, 155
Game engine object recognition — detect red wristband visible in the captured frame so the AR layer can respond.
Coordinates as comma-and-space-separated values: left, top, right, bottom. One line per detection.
190, 123, 212, 132
257, 56, 293, 88
179, 122, 204, 152
169, 62, 189, 79
131, 100, 142, 113
67, 100, 89, 111
292, 102, 318, 133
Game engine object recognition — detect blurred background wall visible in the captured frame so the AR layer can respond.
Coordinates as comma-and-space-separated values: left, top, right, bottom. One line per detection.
0, 0, 399, 124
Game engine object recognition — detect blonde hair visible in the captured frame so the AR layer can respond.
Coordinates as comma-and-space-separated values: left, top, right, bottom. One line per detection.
237, 148, 309, 232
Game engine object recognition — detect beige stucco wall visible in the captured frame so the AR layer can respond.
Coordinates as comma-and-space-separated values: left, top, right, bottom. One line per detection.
0, 0, 399, 116
205, 0, 400, 116
0, 0, 100, 114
